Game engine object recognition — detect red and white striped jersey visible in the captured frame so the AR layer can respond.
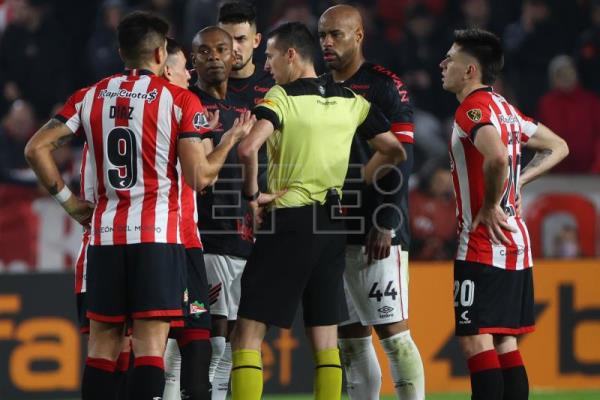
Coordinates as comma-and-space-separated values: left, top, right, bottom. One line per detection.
56, 69, 210, 246
449, 87, 538, 270
179, 173, 202, 249
75, 144, 94, 293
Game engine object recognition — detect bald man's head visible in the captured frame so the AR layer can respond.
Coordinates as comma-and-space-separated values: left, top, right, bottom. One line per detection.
191, 26, 234, 85
318, 5, 364, 72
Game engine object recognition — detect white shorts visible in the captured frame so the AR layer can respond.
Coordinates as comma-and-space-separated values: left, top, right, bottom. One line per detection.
204, 253, 246, 320
340, 245, 409, 327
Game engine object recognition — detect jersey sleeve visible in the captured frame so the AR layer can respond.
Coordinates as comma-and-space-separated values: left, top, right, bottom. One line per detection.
54, 87, 88, 135
355, 95, 391, 140
455, 98, 494, 142
515, 108, 538, 143
253, 85, 286, 130
377, 76, 414, 143
177, 90, 213, 139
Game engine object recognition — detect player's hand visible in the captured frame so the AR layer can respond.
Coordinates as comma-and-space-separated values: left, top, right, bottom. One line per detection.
365, 226, 392, 265
206, 109, 220, 131
62, 196, 95, 230
249, 190, 286, 228
227, 111, 256, 142
472, 204, 516, 246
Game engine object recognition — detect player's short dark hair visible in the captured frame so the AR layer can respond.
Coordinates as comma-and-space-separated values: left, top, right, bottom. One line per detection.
454, 28, 504, 85
218, 1, 256, 26
166, 37, 182, 56
267, 22, 316, 64
117, 11, 169, 64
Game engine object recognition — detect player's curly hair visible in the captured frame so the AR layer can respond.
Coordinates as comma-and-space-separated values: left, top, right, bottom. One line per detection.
454, 28, 504, 85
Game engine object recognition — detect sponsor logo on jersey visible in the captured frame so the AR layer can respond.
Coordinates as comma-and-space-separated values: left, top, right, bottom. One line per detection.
467, 108, 482, 122
499, 115, 519, 124
98, 88, 158, 104
318, 85, 325, 95
257, 98, 276, 107
254, 85, 270, 93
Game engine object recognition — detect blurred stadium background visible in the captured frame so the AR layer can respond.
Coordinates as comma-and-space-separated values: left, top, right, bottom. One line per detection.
0, 0, 599, 398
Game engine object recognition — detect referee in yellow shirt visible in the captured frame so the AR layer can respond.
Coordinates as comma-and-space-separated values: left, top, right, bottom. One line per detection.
233, 22, 406, 400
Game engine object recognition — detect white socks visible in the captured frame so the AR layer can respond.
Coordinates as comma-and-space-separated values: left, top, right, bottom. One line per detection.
338, 336, 382, 400
163, 338, 182, 400
209, 336, 226, 383
212, 342, 232, 400
380, 330, 425, 400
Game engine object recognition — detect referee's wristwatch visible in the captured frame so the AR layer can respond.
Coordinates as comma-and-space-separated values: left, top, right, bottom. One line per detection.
242, 190, 260, 201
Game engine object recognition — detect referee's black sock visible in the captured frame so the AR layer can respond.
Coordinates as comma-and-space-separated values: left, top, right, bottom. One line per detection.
178, 329, 212, 400
468, 349, 503, 400
82, 357, 117, 400
131, 356, 165, 399
499, 350, 529, 400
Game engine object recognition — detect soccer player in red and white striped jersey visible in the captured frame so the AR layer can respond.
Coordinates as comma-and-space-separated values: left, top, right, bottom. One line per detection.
25, 11, 254, 400
440, 28, 568, 400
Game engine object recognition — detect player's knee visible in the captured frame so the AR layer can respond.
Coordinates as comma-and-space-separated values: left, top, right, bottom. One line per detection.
373, 319, 409, 339
458, 334, 494, 359
210, 316, 229, 338
338, 322, 371, 339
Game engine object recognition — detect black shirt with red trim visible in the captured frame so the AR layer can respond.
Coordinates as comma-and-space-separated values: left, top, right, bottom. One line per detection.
325, 62, 415, 248
227, 67, 275, 107
189, 85, 253, 259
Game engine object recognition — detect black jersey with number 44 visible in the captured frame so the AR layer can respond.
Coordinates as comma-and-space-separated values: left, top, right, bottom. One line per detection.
326, 62, 415, 248
189, 85, 253, 259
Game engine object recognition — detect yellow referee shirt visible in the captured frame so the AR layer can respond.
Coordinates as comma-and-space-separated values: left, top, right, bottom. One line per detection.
253, 77, 390, 208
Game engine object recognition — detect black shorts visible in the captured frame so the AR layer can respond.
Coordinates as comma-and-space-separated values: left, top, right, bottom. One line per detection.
182, 248, 211, 330
76, 292, 90, 334
86, 243, 187, 323
454, 260, 535, 336
238, 205, 348, 329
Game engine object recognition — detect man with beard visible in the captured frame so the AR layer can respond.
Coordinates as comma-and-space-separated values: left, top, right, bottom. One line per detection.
217, 1, 274, 106
189, 26, 253, 400
318, 5, 425, 399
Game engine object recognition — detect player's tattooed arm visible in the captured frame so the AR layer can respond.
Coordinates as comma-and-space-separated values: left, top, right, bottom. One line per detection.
520, 123, 569, 187
24, 118, 75, 196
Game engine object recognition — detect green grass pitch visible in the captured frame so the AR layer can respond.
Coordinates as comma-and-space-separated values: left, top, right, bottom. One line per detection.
263, 392, 600, 400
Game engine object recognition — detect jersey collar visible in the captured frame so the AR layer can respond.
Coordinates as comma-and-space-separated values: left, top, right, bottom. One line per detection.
124, 69, 154, 77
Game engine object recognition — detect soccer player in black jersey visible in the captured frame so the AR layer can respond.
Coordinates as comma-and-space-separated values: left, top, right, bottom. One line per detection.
189, 26, 252, 400
319, 5, 425, 399
217, 1, 274, 106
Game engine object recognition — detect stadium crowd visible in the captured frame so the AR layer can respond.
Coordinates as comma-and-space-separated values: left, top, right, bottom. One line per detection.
1, 0, 598, 262
1, 0, 599, 261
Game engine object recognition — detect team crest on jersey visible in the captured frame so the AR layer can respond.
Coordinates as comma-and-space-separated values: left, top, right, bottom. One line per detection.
467, 108, 482, 122
190, 301, 207, 317
193, 112, 210, 130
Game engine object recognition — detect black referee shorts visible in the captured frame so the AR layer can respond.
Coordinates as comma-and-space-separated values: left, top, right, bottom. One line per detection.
237, 204, 348, 329
454, 260, 535, 336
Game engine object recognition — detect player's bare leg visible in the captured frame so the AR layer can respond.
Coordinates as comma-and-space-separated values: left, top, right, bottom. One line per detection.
338, 323, 382, 400
131, 319, 171, 399
495, 335, 528, 400
230, 317, 267, 400
306, 325, 342, 400
82, 320, 124, 400
459, 333, 503, 400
